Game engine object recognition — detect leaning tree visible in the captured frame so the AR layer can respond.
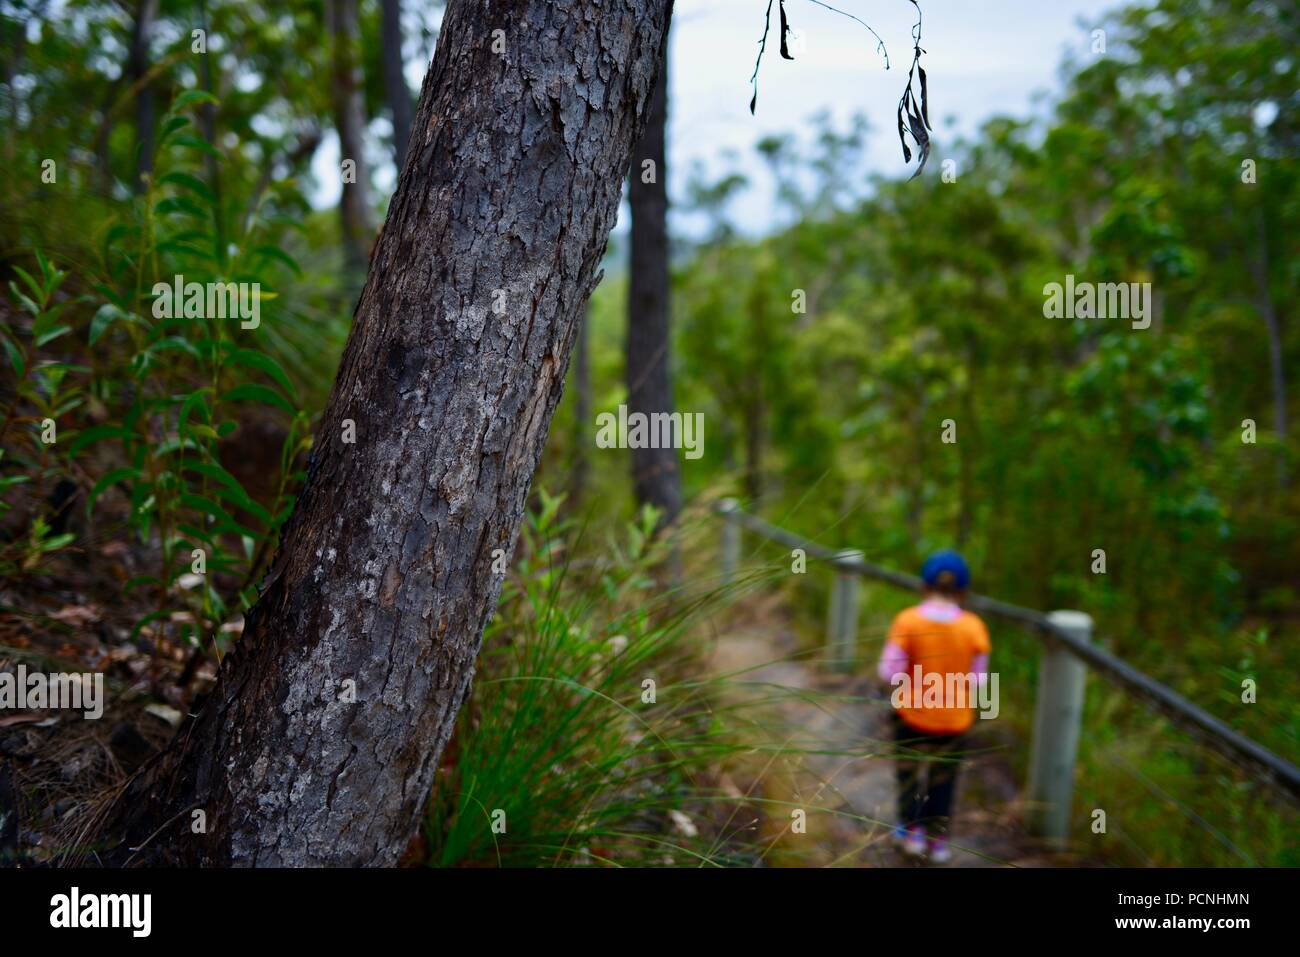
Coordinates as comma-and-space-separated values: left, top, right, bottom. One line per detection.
94, 0, 674, 866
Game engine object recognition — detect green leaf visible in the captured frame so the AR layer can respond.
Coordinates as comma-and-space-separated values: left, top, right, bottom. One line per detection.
123, 575, 162, 594
35, 361, 91, 376
177, 522, 216, 547
181, 458, 253, 508
8, 280, 39, 316
12, 264, 44, 304
172, 89, 220, 111
144, 336, 202, 361
87, 466, 141, 513
226, 349, 295, 393
180, 492, 236, 526
186, 423, 221, 442
160, 115, 190, 139
154, 196, 207, 219
212, 485, 273, 526
1, 334, 24, 377
158, 170, 214, 203
155, 238, 216, 262
34, 325, 72, 347
253, 244, 303, 277
52, 397, 83, 418
171, 134, 221, 158
154, 435, 201, 457
89, 303, 147, 345
220, 383, 295, 415
178, 388, 214, 434
38, 533, 76, 553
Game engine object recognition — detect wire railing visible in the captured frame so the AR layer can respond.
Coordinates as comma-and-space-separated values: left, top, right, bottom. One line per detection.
713, 499, 1300, 833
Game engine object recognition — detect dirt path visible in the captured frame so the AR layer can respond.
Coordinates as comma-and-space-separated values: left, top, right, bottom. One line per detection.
711, 625, 1065, 867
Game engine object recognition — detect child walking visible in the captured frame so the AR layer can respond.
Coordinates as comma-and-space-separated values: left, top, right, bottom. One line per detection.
876, 550, 991, 863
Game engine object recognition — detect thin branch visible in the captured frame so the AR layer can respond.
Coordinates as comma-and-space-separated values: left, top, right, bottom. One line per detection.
749, 0, 776, 114
804, 0, 890, 69
750, 0, 893, 115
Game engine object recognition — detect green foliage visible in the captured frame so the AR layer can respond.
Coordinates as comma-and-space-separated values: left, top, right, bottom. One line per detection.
84, 87, 313, 650
1, 66, 331, 653
551, 0, 1300, 866
0, 254, 87, 574
426, 500, 759, 867
2, 0, 1294, 868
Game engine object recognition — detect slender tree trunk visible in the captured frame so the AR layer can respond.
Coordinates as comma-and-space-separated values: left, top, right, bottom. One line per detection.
569, 307, 592, 508
197, 0, 225, 264
957, 335, 980, 549
956, 430, 972, 549
92, 0, 674, 867
328, 0, 375, 279
907, 393, 927, 549
381, 0, 414, 168
1251, 214, 1288, 487
94, 82, 119, 193
625, 44, 681, 523
740, 272, 769, 505
743, 400, 765, 504
3, 6, 29, 169
243, 127, 322, 237
128, 0, 158, 190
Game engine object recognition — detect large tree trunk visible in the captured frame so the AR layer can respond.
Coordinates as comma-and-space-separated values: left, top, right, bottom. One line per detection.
94, 0, 673, 867
381, 0, 414, 167
625, 44, 682, 523
328, 0, 376, 279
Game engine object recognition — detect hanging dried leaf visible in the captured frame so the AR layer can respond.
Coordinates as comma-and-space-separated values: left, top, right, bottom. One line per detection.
918, 64, 930, 128
748, 0, 934, 178
895, 1, 933, 179
779, 1, 794, 60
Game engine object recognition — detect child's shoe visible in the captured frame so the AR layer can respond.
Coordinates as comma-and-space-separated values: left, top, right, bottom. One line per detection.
928, 835, 953, 864
898, 825, 926, 857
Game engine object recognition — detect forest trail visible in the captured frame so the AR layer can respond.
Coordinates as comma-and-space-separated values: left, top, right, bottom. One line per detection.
710, 623, 1071, 867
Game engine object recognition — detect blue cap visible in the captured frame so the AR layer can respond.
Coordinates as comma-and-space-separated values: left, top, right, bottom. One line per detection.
921, 550, 970, 590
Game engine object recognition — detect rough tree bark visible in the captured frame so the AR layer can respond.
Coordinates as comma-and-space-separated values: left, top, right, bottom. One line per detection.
381, 0, 414, 167
94, 0, 674, 867
625, 44, 682, 523
328, 0, 376, 278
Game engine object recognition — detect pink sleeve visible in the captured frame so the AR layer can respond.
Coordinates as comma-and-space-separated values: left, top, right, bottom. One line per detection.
878, 641, 909, 683
971, 653, 989, 689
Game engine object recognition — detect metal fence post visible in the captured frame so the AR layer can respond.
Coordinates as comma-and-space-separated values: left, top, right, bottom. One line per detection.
826, 550, 863, 674
718, 498, 740, 587
1026, 610, 1093, 845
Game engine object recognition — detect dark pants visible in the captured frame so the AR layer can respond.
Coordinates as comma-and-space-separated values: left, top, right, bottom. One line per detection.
892, 712, 962, 834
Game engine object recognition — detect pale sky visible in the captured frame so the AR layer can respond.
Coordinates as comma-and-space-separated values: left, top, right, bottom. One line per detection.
668, 0, 1122, 232
314, 0, 1127, 236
